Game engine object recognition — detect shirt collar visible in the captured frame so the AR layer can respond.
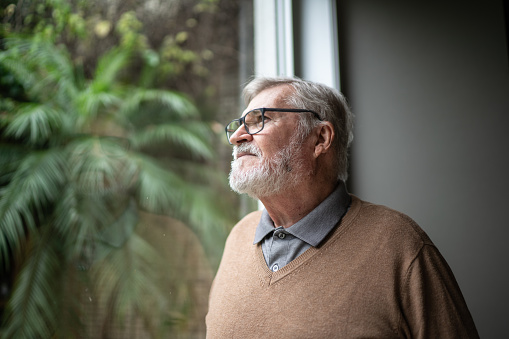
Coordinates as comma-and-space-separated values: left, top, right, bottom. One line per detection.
253, 181, 351, 247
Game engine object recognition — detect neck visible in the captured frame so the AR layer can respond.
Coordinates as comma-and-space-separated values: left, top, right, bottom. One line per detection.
258, 176, 337, 228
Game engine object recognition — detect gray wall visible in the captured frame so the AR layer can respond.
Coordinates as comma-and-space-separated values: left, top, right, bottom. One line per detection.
337, 0, 509, 337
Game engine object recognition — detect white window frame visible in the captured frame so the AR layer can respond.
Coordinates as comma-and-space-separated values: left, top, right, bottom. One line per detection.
253, 0, 340, 90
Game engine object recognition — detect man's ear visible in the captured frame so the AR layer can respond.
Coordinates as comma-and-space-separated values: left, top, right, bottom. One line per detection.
314, 122, 334, 158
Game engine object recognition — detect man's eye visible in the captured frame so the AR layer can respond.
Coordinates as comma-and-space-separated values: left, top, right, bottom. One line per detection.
246, 117, 261, 125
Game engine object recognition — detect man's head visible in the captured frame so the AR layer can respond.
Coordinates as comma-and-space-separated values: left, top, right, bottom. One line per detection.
227, 76, 354, 199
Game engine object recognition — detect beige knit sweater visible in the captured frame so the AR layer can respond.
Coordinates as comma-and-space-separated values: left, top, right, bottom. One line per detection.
206, 196, 479, 338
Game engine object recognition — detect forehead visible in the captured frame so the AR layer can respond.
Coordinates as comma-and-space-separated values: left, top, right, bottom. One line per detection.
242, 85, 295, 116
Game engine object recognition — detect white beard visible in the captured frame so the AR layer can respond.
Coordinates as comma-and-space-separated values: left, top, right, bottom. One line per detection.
228, 139, 304, 199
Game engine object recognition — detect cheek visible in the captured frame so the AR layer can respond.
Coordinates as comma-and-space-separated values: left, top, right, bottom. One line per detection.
258, 137, 286, 156
256, 121, 299, 156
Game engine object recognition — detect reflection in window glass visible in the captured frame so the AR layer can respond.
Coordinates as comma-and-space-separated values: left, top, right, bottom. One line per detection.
0, 0, 254, 337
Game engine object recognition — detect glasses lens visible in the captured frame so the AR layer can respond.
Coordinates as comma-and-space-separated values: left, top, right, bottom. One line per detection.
244, 109, 264, 134
225, 109, 265, 144
226, 120, 241, 141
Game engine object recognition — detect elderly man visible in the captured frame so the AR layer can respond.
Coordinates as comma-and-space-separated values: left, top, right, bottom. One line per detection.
206, 77, 478, 338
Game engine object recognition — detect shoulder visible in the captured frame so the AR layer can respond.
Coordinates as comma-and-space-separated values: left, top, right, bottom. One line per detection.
353, 195, 432, 242
335, 196, 434, 260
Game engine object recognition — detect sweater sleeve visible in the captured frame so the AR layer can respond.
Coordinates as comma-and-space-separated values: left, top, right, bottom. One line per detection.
400, 244, 479, 338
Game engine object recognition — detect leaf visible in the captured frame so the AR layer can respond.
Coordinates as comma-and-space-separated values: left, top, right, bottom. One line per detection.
91, 230, 167, 330
75, 88, 123, 122
93, 46, 131, 87
2, 227, 64, 338
52, 185, 115, 259
1, 37, 77, 101
67, 136, 138, 195
0, 54, 37, 93
120, 89, 199, 120
0, 149, 67, 267
131, 122, 214, 160
3, 103, 63, 145
0, 144, 28, 185
133, 154, 185, 213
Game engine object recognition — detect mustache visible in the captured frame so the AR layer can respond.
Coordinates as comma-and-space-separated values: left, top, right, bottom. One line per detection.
232, 143, 262, 159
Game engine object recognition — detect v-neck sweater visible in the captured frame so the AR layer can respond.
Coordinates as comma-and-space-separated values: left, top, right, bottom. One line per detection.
255, 181, 351, 271
206, 195, 479, 338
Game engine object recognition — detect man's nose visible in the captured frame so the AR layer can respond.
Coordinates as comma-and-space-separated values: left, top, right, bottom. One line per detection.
229, 124, 253, 145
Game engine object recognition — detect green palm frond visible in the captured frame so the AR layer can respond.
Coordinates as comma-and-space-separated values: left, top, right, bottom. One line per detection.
0, 144, 28, 184
179, 183, 232, 269
67, 136, 138, 195
3, 103, 63, 145
131, 122, 214, 160
0, 56, 36, 96
1, 38, 77, 100
52, 190, 101, 260
180, 183, 230, 232
133, 154, 231, 252
2, 227, 63, 338
51, 185, 85, 250
52, 184, 126, 261
134, 154, 186, 213
92, 230, 166, 331
172, 160, 231, 225
75, 88, 123, 120
120, 89, 199, 120
93, 46, 131, 88
70, 47, 131, 122
0, 149, 67, 266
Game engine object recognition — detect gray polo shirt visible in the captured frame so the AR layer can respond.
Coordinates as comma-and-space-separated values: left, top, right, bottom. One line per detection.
253, 181, 351, 272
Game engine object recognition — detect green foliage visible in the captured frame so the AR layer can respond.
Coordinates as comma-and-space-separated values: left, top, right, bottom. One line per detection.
0, 8, 231, 336
1, 226, 65, 338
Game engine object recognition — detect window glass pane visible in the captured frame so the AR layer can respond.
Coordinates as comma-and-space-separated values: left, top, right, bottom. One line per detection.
0, 0, 255, 337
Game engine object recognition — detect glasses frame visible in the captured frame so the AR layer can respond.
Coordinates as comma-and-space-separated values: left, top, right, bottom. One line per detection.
225, 107, 323, 145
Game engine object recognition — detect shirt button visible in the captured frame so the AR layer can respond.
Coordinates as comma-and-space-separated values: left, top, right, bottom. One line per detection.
272, 264, 279, 272
278, 233, 286, 239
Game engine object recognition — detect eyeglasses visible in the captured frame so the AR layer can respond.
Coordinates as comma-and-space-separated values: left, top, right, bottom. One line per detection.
225, 107, 322, 145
